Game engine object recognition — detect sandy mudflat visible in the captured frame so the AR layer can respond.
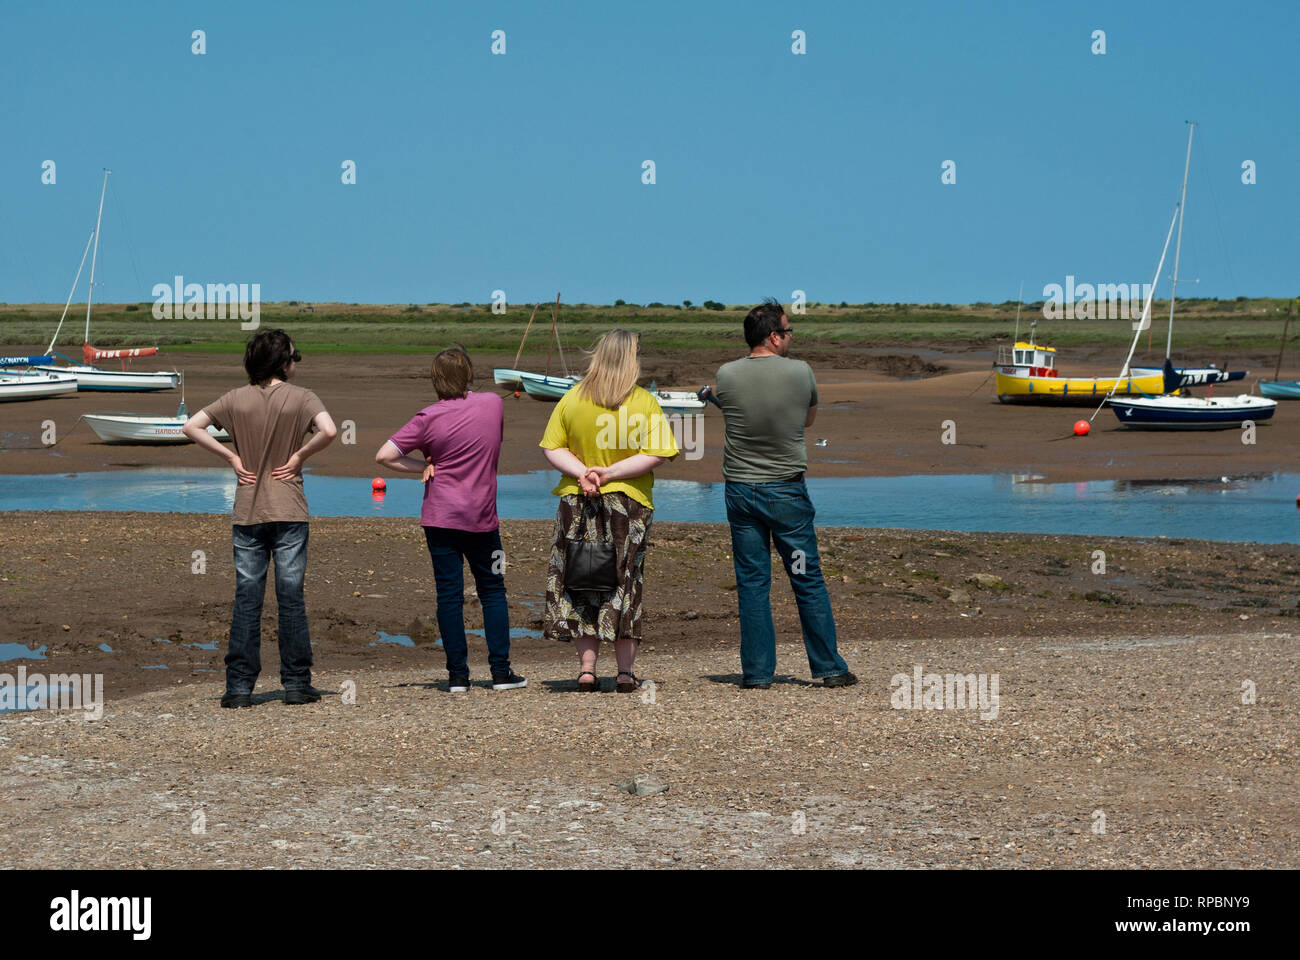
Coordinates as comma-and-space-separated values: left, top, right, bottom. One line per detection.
2, 345, 1299, 483
0, 512, 1295, 868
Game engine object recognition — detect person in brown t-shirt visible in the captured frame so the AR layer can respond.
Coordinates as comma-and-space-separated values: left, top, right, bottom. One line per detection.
183, 329, 337, 708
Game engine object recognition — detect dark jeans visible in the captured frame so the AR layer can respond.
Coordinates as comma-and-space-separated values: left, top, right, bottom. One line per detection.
227, 521, 312, 694
724, 480, 849, 683
424, 526, 511, 678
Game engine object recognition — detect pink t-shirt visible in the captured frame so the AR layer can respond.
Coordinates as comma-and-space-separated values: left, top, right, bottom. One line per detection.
388, 391, 504, 532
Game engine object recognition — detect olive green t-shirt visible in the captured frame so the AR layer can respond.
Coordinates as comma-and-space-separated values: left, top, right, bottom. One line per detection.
715, 355, 818, 483
201, 381, 326, 525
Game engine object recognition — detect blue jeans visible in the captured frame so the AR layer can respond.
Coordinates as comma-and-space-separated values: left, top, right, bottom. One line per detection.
227, 522, 312, 694
424, 526, 512, 678
724, 480, 849, 683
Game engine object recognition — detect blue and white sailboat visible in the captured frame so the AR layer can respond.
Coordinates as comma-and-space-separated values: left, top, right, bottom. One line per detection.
1108, 124, 1276, 430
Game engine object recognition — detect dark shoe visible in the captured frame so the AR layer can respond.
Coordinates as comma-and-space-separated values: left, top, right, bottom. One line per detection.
615, 671, 641, 693
491, 671, 527, 691
284, 686, 322, 705
741, 679, 772, 689
448, 674, 471, 693
823, 671, 858, 688
221, 692, 253, 709
577, 671, 600, 692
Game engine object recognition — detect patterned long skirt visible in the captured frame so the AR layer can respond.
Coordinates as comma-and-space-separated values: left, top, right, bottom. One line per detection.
544, 492, 653, 643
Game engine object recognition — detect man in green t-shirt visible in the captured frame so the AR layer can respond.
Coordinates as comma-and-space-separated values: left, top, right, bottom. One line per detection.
711, 299, 856, 690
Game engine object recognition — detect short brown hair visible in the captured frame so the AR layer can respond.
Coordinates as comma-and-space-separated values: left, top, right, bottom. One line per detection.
431, 345, 473, 399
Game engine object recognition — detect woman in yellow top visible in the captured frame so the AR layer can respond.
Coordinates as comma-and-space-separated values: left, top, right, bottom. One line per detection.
539, 329, 679, 692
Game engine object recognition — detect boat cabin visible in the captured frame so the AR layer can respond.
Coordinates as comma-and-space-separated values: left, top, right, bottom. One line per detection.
996, 341, 1058, 378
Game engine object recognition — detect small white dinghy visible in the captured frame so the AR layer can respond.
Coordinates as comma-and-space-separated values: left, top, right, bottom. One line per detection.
83, 406, 230, 444
0, 357, 79, 402
652, 389, 705, 412
83, 378, 230, 444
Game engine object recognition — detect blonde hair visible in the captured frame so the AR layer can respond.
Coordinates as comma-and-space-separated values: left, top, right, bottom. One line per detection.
577, 328, 640, 409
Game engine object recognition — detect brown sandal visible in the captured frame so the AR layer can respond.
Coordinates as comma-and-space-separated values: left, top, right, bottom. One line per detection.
577, 671, 601, 692
616, 671, 641, 693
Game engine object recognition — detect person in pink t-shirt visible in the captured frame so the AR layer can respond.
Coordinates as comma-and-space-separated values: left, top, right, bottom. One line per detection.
375, 346, 525, 693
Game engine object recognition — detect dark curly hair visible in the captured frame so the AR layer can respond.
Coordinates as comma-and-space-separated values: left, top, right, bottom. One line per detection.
244, 329, 296, 385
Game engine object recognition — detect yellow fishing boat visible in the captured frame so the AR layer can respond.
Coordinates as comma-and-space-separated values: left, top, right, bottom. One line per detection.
994, 340, 1165, 404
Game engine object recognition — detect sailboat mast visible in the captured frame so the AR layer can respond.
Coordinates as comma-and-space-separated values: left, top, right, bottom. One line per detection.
1165, 123, 1194, 360
83, 169, 111, 344
1275, 299, 1293, 382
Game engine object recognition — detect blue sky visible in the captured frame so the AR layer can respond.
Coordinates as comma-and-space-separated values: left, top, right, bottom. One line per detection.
2, 0, 1296, 306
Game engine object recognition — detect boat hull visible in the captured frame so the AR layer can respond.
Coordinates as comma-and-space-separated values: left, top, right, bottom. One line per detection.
0, 372, 80, 402
995, 370, 1165, 404
1259, 380, 1300, 400
1106, 395, 1277, 430
84, 414, 230, 444
520, 376, 578, 401
24, 364, 179, 392
494, 368, 580, 389
653, 390, 705, 412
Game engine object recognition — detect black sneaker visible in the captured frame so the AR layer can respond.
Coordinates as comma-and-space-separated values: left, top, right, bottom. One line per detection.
741, 679, 772, 689
491, 671, 527, 691
448, 674, 470, 693
221, 692, 253, 709
823, 672, 858, 688
284, 686, 322, 705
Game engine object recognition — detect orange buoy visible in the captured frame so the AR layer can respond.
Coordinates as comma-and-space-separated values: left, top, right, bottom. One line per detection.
1073, 420, 1090, 436
513, 390, 521, 398
371, 477, 386, 491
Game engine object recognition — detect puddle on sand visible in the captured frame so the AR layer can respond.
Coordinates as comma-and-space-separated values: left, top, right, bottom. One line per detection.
0, 643, 47, 662
468, 627, 544, 640
183, 642, 219, 650
98, 643, 113, 653
370, 631, 415, 647
140, 664, 170, 670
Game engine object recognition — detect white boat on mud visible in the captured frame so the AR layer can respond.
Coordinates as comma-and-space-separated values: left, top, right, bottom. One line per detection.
652, 389, 706, 412
83, 406, 230, 444
0, 362, 80, 402
30, 354, 179, 392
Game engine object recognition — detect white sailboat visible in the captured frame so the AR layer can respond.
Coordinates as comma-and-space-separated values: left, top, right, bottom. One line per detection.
1106, 124, 1276, 430
13, 170, 180, 392
493, 294, 581, 399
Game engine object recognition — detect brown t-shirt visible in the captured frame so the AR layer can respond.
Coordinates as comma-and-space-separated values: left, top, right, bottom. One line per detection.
201, 381, 327, 525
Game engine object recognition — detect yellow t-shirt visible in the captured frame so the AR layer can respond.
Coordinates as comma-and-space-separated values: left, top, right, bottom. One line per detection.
539, 384, 680, 509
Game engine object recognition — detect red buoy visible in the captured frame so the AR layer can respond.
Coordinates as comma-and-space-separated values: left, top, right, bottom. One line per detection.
371, 477, 386, 491
1073, 420, 1090, 436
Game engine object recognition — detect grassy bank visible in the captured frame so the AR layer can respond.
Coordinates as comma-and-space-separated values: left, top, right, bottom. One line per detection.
1, 298, 1296, 353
